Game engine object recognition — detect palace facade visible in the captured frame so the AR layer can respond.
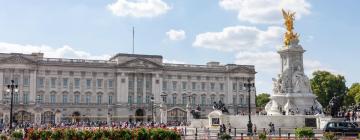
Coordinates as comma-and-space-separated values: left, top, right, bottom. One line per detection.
0, 52, 256, 124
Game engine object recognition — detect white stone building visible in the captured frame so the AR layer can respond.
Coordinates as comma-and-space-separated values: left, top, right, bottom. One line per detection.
0, 52, 256, 124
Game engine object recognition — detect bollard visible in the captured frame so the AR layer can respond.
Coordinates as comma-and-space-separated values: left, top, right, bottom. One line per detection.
234, 128, 237, 136
287, 133, 290, 139
195, 128, 198, 136
185, 127, 187, 136
263, 128, 266, 135
279, 128, 281, 137
241, 133, 244, 140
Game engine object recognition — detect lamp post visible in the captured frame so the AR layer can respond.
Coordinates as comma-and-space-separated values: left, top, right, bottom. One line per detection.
245, 78, 255, 136
6, 80, 19, 131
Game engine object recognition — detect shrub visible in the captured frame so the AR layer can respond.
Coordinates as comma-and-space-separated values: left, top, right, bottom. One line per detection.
63, 129, 76, 140
136, 128, 149, 140
295, 127, 314, 139
0, 134, 8, 140
28, 129, 40, 140
323, 132, 336, 140
219, 133, 232, 140
11, 131, 23, 139
50, 129, 62, 140
258, 132, 267, 140
40, 130, 52, 140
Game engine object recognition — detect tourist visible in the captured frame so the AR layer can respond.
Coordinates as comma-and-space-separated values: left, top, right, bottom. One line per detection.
253, 124, 257, 135
228, 123, 231, 134
268, 122, 273, 135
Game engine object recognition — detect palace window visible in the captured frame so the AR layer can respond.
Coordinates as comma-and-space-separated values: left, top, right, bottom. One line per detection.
86, 79, 91, 89
63, 78, 68, 88
182, 82, 187, 91
192, 82, 196, 90
86, 95, 91, 104
233, 95, 237, 105
63, 95, 68, 104
36, 95, 43, 103
172, 95, 177, 105
14, 93, 19, 104
74, 94, 80, 104
210, 83, 215, 91
51, 78, 56, 88
97, 95, 102, 104
74, 78, 80, 89
50, 94, 56, 104
128, 95, 133, 104
191, 95, 196, 105
220, 95, 224, 102
210, 95, 215, 103
108, 80, 113, 89
108, 95, 113, 104
162, 81, 167, 90
23, 77, 30, 87
137, 96, 142, 104
201, 82, 206, 91
182, 94, 187, 105
233, 82, 237, 91
201, 95, 206, 105
23, 92, 29, 104
37, 78, 44, 88
146, 95, 150, 104
220, 83, 224, 91
97, 79, 103, 89
172, 81, 177, 91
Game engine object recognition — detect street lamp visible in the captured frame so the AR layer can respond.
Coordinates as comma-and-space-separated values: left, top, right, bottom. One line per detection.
6, 80, 19, 130
160, 92, 167, 104
244, 78, 255, 136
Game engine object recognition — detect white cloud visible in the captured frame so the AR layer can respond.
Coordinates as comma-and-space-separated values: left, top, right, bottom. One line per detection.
235, 51, 279, 73
0, 42, 111, 60
107, 0, 170, 18
235, 50, 337, 76
166, 29, 186, 41
163, 59, 186, 64
193, 26, 284, 52
219, 0, 311, 24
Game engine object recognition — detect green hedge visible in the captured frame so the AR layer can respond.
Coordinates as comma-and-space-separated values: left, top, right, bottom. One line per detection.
295, 127, 315, 139
25, 127, 180, 140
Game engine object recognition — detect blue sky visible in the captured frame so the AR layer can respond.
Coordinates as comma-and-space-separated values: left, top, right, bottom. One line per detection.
0, 0, 359, 94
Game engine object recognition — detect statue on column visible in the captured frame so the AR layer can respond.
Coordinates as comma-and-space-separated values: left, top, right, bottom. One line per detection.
190, 105, 201, 119
212, 100, 229, 114
327, 96, 341, 117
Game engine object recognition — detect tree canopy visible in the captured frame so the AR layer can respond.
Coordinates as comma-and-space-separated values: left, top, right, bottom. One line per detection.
310, 71, 347, 108
256, 93, 270, 108
348, 83, 360, 104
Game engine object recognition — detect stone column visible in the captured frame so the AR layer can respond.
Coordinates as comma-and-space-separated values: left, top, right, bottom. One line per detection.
134, 74, 137, 104
35, 112, 42, 125
3, 113, 9, 125
107, 113, 111, 126
186, 103, 192, 123
29, 70, 37, 103
159, 103, 167, 124
0, 69, 3, 101
55, 110, 61, 125
116, 72, 123, 104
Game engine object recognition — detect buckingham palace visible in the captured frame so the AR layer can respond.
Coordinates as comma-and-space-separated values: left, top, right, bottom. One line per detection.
0, 52, 256, 125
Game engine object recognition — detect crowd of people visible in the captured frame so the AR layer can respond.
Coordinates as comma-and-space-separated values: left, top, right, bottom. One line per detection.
0, 120, 188, 136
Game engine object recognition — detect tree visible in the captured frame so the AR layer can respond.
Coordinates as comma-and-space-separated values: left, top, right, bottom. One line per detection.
310, 71, 347, 108
256, 93, 270, 108
348, 83, 360, 104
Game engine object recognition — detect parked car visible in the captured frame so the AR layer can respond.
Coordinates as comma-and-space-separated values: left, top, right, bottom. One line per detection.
323, 121, 360, 136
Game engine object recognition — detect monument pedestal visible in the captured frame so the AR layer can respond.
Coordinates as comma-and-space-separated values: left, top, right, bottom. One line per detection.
266, 93, 322, 115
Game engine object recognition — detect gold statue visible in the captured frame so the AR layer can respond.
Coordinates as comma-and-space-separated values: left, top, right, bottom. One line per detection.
282, 9, 299, 46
